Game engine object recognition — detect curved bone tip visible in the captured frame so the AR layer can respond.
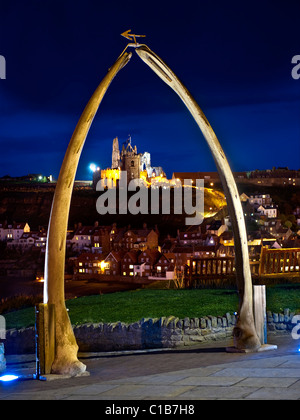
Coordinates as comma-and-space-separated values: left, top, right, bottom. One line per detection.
121, 50, 132, 62
135, 44, 152, 57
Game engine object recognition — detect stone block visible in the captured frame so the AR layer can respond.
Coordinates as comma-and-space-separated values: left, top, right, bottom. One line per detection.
189, 335, 205, 343
217, 317, 223, 328
170, 334, 183, 342
231, 314, 237, 325
177, 320, 183, 329
167, 317, 179, 329
225, 312, 232, 325
208, 316, 218, 328
200, 318, 207, 329
158, 317, 166, 327
205, 317, 212, 329
221, 317, 227, 327
183, 317, 190, 329
192, 318, 199, 328
165, 316, 176, 327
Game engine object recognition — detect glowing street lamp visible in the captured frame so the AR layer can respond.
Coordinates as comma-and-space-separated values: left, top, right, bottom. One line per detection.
89, 163, 97, 172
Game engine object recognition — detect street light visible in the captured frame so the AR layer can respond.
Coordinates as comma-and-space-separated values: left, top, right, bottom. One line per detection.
89, 163, 97, 172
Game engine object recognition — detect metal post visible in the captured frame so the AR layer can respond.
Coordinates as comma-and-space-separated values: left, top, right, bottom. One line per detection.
253, 285, 267, 345
35, 303, 56, 378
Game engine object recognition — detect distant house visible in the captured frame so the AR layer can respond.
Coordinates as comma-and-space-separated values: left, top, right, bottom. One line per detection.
0, 222, 30, 241
121, 250, 140, 276
34, 231, 47, 248
15, 232, 38, 250
137, 249, 160, 277
92, 225, 110, 254
6, 226, 48, 251
219, 231, 234, 246
177, 228, 203, 246
262, 218, 281, 234
117, 226, 158, 251
69, 223, 111, 253
104, 250, 124, 275
160, 235, 177, 252
206, 220, 227, 236
248, 193, 273, 207
70, 225, 94, 251
75, 252, 103, 275
273, 226, 293, 241
240, 193, 250, 202
257, 205, 277, 218
152, 253, 175, 279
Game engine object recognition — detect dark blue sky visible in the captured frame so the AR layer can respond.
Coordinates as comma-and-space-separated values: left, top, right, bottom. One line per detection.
0, 0, 299, 180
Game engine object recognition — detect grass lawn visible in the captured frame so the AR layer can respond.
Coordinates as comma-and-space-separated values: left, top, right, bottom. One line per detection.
3, 284, 300, 330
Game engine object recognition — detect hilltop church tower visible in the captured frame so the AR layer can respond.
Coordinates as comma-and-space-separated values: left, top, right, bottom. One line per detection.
112, 137, 120, 169
120, 136, 141, 182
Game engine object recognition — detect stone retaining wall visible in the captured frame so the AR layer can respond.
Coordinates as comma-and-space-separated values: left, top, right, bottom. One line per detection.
2, 309, 298, 355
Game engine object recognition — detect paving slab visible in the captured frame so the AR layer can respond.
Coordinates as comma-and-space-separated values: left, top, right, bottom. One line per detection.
1, 335, 300, 400
212, 367, 300, 378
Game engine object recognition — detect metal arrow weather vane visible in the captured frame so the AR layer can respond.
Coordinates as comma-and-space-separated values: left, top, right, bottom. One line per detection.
121, 29, 146, 45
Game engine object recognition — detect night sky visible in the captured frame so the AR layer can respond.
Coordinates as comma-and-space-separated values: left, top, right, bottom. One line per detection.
0, 0, 299, 180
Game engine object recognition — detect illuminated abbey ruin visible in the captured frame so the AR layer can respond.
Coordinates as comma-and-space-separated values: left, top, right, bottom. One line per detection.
93, 136, 167, 187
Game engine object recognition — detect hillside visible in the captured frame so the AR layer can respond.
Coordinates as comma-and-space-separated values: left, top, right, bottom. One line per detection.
0, 183, 226, 235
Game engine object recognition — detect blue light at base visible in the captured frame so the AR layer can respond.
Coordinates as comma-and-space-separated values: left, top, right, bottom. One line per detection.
0, 374, 19, 382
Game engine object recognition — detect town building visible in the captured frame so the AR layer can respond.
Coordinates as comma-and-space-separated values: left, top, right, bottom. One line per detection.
121, 250, 139, 276
0, 222, 30, 241
104, 250, 125, 276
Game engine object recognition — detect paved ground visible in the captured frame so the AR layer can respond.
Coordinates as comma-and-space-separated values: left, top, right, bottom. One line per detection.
1, 334, 300, 400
